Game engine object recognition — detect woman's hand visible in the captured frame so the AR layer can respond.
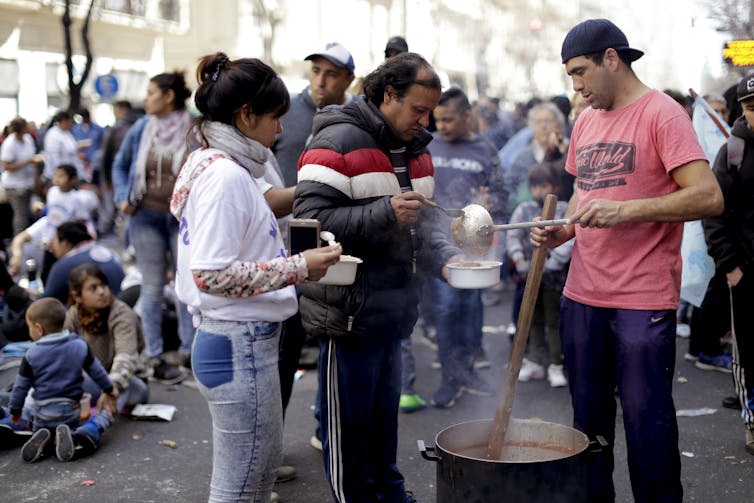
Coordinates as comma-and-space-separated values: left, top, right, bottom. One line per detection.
119, 201, 138, 215
302, 244, 343, 281
96, 388, 120, 416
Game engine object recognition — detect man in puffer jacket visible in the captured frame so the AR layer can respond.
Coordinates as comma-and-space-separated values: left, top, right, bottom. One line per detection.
703, 72, 754, 456
293, 53, 460, 503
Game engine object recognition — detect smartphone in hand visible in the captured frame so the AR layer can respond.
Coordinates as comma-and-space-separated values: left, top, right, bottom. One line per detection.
288, 218, 321, 255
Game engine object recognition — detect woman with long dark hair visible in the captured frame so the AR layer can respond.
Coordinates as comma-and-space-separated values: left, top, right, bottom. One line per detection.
112, 71, 193, 384
171, 53, 340, 502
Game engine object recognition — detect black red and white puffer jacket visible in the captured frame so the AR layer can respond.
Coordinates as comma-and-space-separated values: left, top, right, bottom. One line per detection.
292, 97, 459, 340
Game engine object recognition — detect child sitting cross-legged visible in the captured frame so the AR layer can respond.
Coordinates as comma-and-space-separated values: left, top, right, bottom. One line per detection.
2, 297, 118, 462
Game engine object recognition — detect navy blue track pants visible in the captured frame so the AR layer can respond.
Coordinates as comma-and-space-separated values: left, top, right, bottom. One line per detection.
560, 297, 682, 503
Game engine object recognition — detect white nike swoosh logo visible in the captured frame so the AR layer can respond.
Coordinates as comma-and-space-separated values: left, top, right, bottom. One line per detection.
650, 315, 666, 323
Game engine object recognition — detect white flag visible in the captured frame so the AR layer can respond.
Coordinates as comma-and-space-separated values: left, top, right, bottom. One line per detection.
692, 96, 730, 163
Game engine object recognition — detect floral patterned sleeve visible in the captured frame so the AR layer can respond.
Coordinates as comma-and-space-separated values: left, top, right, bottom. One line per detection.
193, 254, 308, 297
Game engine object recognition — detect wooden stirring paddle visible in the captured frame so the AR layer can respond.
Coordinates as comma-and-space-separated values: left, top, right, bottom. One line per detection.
486, 193, 559, 460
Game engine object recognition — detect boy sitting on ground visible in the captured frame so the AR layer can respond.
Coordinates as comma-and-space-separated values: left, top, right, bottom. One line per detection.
2, 297, 118, 462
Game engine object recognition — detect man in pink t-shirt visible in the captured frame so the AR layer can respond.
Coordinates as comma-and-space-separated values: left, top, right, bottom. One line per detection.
532, 18, 723, 502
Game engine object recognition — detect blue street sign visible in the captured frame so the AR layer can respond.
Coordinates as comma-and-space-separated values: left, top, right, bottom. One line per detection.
94, 74, 119, 99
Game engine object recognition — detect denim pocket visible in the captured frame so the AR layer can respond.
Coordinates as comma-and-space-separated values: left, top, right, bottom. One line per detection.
250, 321, 279, 341
192, 331, 234, 389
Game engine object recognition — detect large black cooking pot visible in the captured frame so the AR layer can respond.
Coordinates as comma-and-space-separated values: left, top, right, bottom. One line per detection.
419, 418, 605, 503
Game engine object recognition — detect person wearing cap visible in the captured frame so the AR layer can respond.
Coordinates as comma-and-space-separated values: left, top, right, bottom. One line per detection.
384, 36, 408, 59
294, 52, 460, 503
272, 42, 355, 187
270, 41, 355, 467
531, 18, 723, 502
703, 73, 754, 457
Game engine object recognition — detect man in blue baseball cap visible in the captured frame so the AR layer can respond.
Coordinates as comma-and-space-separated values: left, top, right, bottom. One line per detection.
532, 18, 724, 502
273, 42, 355, 187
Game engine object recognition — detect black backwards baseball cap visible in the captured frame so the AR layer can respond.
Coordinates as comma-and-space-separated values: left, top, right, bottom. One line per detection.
737, 73, 754, 102
561, 18, 644, 64
385, 36, 409, 57
305, 42, 355, 74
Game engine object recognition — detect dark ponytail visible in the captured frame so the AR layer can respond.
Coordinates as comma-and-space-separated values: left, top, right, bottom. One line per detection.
193, 52, 290, 145
150, 71, 191, 110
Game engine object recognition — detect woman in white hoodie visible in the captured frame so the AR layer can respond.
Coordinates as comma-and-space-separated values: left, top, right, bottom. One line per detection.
171, 53, 341, 503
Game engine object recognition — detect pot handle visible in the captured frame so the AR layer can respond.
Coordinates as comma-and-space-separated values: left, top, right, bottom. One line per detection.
587, 435, 609, 454
417, 440, 441, 462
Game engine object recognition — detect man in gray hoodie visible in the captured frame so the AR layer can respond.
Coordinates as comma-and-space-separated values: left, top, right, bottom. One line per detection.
272, 42, 355, 187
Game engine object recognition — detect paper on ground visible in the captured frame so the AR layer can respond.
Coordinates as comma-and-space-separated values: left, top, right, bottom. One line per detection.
131, 404, 177, 421
676, 407, 717, 417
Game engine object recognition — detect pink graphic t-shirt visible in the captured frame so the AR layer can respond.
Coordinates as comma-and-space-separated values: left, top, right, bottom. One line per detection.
564, 90, 707, 310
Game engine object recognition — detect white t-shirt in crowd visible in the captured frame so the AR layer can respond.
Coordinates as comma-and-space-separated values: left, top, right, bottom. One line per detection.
26, 187, 99, 245
42, 126, 83, 180
0, 133, 36, 190
175, 155, 297, 324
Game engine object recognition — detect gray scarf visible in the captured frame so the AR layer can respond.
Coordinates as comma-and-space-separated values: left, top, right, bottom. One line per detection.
170, 121, 269, 220
199, 121, 269, 178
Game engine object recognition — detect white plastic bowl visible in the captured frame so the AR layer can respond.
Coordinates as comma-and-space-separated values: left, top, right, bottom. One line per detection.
318, 255, 363, 285
446, 260, 502, 289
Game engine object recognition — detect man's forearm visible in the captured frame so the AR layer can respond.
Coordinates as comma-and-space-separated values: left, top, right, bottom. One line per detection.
619, 183, 723, 223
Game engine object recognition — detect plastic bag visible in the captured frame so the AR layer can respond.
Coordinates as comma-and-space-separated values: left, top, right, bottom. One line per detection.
680, 220, 715, 307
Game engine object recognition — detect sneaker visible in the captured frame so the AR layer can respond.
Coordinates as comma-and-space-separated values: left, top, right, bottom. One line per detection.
683, 352, 699, 363
746, 429, 754, 456
399, 393, 427, 413
676, 323, 691, 338
0, 422, 32, 449
276, 465, 297, 483
547, 364, 568, 388
518, 358, 545, 382
722, 396, 741, 410
55, 424, 75, 461
151, 358, 187, 384
309, 434, 322, 452
431, 381, 463, 408
270, 491, 281, 503
473, 349, 491, 370
695, 353, 733, 373
462, 372, 494, 396
72, 430, 98, 458
21, 428, 51, 463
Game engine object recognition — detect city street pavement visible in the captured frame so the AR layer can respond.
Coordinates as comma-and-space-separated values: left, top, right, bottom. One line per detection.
1, 287, 752, 502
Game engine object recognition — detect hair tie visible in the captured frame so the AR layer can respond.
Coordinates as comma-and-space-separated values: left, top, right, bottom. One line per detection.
211, 57, 229, 81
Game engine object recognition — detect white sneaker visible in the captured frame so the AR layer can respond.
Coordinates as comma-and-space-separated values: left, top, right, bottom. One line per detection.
309, 434, 322, 451
547, 364, 568, 388
271, 491, 281, 503
676, 323, 691, 338
518, 358, 545, 381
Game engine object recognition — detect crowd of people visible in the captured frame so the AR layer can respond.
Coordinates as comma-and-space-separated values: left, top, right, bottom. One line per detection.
0, 15, 751, 503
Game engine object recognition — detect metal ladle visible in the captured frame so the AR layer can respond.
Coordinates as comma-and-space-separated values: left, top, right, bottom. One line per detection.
450, 204, 495, 256
449, 202, 569, 256
477, 219, 570, 236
